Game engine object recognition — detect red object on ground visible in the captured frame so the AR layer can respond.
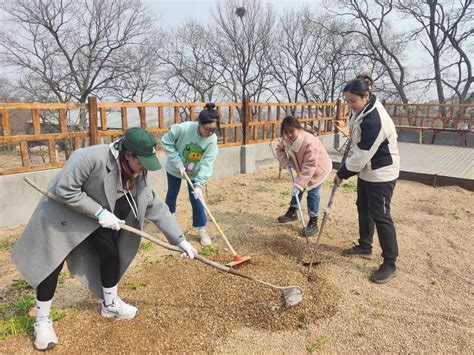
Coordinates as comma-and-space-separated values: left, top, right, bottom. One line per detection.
234, 255, 241, 261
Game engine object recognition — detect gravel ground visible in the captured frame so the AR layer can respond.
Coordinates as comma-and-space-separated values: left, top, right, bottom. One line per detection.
0, 165, 473, 353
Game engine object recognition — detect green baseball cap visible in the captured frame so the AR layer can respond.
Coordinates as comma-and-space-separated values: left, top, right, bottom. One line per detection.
119, 127, 162, 171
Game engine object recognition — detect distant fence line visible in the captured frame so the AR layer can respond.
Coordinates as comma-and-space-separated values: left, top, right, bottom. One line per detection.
0, 98, 472, 175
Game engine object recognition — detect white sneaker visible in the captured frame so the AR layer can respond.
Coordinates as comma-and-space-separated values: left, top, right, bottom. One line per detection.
34, 317, 58, 350
198, 227, 212, 246
101, 296, 138, 320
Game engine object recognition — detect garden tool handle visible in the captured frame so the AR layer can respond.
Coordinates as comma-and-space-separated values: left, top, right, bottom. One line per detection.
181, 171, 238, 256
286, 166, 305, 228
24, 177, 303, 302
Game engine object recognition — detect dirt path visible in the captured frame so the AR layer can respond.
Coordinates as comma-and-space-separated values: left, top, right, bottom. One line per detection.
0, 166, 473, 353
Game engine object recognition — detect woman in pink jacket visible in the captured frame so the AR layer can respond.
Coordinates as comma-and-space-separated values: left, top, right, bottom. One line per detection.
276, 116, 332, 236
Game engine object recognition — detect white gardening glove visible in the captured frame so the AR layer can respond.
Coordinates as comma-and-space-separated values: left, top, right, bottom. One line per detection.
95, 208, 125, 231
178, 240, 197, 259
192, 185, 204, 201
291, 184, 302, 197
174, 160, 185, 177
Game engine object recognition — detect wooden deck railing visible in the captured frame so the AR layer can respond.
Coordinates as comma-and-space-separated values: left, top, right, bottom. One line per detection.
0, 97, 351, 175
384, 101, 474, 145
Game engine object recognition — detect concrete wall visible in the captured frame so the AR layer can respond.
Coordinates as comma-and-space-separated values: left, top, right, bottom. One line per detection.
0, 141, 282, 229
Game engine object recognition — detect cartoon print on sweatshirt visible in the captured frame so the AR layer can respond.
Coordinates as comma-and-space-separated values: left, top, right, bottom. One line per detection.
182, 142, 204, 172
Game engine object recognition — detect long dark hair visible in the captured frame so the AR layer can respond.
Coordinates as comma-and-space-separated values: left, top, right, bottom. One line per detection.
280, 115, 303, 137
115, 141, 147, 191
198, 103, 220, 130
343, 74, 374, 98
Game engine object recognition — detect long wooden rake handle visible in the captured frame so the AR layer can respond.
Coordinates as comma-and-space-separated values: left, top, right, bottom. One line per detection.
181, 171, 238, 257
286, 165, 306, 228
306, 133, 353, 276
23, 177, 299, 294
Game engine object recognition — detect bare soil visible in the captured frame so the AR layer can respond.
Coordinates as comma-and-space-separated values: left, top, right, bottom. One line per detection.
0, 165, 473, 353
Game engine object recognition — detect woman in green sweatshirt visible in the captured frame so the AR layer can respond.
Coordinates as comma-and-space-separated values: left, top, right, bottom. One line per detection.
161, 103, 219, 246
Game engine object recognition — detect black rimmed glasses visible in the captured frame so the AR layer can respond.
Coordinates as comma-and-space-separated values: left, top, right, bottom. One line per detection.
201, 126, 218, 134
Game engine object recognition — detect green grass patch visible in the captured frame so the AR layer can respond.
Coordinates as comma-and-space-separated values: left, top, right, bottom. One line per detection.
306, 336, 330, 353
341, 181, 357, 193
199, 245, 216, 257
452, 208, 461, 220
297, 313, 308, 331
139, 242, 153, 251
355, 328, 366, 337
10, 278, 32, 291
0, 239, 15, 251
10, 295, 35, 315
280, 191, 290, 198
0, 295, 36, 341
351, 288, 361, 296
0, 315, 35, 340
143, 256, 161, 265
357, 263, 375, 277
50, 309, 67, 321
126, 280, 147, 290
324, 180, 334, 188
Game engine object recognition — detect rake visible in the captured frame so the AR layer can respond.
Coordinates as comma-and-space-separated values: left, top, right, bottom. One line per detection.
182, 171, 251, 267
24, 177, 302, 308
305, 134, 353, 277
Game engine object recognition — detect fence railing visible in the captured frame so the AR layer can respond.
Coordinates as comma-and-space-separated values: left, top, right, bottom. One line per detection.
0, 97, 350, 175
384, 101, 474, 145
2, 98, 472, 176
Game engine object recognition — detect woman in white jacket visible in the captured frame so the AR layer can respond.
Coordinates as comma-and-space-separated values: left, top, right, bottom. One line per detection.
334, 74, 400, 284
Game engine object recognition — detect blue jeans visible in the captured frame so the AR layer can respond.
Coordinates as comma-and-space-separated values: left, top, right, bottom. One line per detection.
165, 172, 207, 228
290, 185, 321, 217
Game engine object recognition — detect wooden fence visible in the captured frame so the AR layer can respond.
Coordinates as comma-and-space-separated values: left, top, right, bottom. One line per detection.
1, 98, 472, 175
384, 101, 473, 146
0, 98, 349, 175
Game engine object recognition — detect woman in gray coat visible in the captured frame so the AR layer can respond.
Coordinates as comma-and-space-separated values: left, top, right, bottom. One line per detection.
11, 127, 197, 351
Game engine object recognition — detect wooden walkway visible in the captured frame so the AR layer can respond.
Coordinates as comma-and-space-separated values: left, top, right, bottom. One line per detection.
322, 139, 474, 191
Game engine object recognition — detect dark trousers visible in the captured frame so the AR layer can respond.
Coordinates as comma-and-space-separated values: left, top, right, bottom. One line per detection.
36, 196, 131, 301
356, 178, 398, 265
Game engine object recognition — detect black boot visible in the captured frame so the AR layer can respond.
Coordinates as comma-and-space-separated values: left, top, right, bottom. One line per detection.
277, 207, 297, 223
342, 244, 373, 259
304, 217, 318, 236
371, 263, 398, 284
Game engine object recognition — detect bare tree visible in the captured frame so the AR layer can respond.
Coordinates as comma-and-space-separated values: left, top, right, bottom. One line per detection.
105, 38, 163, 103
267, 9, 324, 103
212, 0, 276, 108
327, 0, 411, 103
1, 0, 157, 118
397, 0, 473, 104
158, 20, 224, 103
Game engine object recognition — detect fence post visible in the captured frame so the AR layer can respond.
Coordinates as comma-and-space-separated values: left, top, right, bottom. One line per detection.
88, 96, 98, 146
335, 99, 342, 133
333, 99, 342, 150
242, 96, 250, 145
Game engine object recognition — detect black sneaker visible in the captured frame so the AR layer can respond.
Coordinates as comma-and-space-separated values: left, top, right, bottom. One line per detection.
277, 207, 298, 223
304, 217, 318, 236
371, 263, 398, 284
342, 244, 373, 260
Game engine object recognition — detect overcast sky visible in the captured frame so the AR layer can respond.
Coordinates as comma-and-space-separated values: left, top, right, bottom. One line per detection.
145, 0, 320, 25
